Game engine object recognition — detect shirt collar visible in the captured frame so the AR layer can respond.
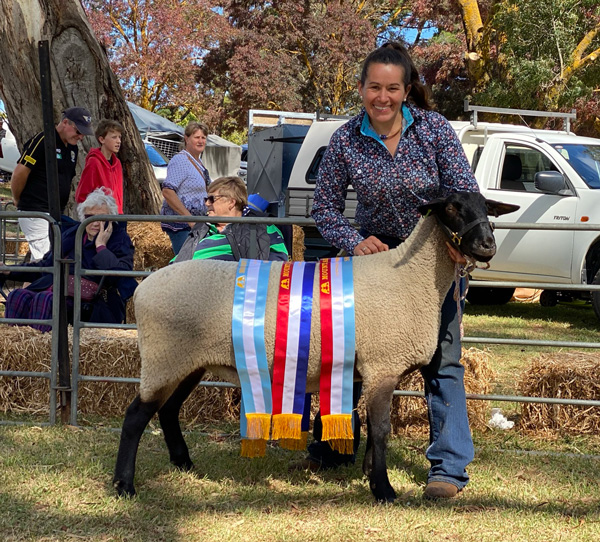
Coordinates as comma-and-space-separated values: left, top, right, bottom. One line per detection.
359, 103, 414, 146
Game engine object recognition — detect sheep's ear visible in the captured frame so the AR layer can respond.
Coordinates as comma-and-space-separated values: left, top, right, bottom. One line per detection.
485, 199, 520, 217
418, 198, 445, 216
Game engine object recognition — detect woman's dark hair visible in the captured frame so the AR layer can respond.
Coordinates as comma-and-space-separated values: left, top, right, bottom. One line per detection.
360, 42, 432, 111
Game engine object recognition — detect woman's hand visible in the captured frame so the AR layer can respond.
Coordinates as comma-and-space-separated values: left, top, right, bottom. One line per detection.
353, 236, 389, 256
446, 242, 467, 265
95, 221, 113, 248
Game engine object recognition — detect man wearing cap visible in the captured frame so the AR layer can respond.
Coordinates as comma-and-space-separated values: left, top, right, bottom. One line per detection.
10, 107, 94, 260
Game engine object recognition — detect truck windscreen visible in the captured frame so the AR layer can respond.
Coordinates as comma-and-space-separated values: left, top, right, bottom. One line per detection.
552, 144, 600, 189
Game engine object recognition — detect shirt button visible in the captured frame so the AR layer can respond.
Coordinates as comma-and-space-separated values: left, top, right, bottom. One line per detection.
357, 169, 362, 174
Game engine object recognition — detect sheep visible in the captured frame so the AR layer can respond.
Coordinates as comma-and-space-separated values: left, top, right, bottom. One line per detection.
113, 191, 518, 502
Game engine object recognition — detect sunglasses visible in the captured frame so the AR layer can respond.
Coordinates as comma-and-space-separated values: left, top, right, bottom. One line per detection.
204, 195, 228, 205
68, 120, 82, 136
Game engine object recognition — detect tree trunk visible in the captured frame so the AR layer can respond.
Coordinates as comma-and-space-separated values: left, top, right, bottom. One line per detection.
0, 0, 161, 214
456, 0, 488, 89
545, 23, 600, 111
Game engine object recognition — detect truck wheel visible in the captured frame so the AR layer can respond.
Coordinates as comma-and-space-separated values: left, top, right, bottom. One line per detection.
591, 270, 600, 320
539, 290, 558, 307
466, 287, 515, 305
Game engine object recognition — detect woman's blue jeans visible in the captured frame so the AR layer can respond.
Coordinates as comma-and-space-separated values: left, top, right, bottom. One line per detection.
166, 228, 190, 255
309, 281, 473, 488
420, 282, 473, 489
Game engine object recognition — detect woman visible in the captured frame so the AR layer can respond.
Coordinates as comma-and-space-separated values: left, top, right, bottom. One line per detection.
160, 121, 211, 254
311, 42, 478, 499
173, 176, 288, 262
2, 188, 137, 331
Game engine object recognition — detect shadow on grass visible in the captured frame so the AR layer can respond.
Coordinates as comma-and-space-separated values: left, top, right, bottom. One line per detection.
2, 426, 600, 541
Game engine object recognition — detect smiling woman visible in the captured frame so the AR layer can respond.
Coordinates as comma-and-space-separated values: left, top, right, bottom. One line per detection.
160, 121, 212, 255
310, 41, 483, 500
172, 176, 288, 263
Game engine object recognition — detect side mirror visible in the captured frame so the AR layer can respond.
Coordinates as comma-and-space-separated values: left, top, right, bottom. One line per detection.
534, 171, 567, 194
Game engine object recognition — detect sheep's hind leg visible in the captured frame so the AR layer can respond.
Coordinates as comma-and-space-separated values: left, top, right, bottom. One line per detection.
362, 414, 373, 477
113, 395, 160, 497
158, 368, 206, 471
364, 378, 397, 503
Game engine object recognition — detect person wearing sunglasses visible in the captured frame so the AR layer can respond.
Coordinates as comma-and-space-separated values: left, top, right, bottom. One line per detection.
160, 121, 212, 255
1, 188, 137, 331
172, 176, 288, 263
10, 106, 94, 261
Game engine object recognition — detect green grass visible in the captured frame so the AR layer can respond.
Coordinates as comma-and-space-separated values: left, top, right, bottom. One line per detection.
0, 425, 599, 541
2, 299, 600, 540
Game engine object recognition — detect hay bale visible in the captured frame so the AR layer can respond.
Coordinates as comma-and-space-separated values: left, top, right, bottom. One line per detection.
387, 347, 495, 436
518, 352, 600, 435
3, 240, 29, 257
0, 326, 239, 424
512, 288, 542, 303
128, 221, 173, 271
291, 225, 305, 261
0, 328, 493, 434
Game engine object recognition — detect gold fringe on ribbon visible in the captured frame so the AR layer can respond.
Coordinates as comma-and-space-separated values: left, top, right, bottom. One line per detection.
279, 431, 308, 451
328, 438, 354, 455
240, 438, 267, 458
321, 413, 353, 442
271, 413, 302, 441
245, 413, 272, 440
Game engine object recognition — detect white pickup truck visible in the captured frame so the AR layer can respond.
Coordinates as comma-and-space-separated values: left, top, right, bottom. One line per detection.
247, 106, 600, 316
0, 121, 20, 182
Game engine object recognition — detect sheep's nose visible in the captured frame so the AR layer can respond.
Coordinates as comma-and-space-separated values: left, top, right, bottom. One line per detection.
480, 235, 496, 251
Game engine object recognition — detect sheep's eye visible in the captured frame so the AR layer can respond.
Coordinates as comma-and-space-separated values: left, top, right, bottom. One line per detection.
445, 204, 458, 217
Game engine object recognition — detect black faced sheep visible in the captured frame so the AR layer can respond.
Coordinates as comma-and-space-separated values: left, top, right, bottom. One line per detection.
113, 191, 518, 502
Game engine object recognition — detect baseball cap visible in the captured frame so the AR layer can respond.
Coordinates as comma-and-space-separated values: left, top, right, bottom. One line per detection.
62, 107, 94, 136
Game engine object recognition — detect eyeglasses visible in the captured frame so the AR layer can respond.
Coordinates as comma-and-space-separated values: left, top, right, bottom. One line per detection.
84, 214, 101, 220
204, 195, 228, 205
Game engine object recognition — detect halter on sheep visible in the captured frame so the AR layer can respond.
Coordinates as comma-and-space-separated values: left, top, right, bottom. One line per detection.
113, 191, 518, 502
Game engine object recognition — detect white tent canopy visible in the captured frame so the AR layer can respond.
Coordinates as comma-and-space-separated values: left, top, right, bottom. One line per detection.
127, 102, 241, 179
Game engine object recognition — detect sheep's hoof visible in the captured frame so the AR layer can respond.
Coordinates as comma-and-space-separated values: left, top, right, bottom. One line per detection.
371, 481, 396, 504
113, 478, 136, 498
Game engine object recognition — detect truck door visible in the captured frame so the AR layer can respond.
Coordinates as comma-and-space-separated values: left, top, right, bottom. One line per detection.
478, 142, 577, 281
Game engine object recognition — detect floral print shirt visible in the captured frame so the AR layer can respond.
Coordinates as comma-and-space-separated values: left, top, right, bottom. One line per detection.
312, 104, 479, 254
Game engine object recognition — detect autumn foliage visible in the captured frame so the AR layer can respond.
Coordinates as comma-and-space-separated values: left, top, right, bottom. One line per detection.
84, 0, 600, 137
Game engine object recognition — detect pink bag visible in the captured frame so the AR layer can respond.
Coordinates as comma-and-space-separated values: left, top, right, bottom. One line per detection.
67, 276, 99, 301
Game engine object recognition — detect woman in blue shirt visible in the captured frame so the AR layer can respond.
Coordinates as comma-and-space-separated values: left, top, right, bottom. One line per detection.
160, 122, 211, 254
311, 42, 479, 500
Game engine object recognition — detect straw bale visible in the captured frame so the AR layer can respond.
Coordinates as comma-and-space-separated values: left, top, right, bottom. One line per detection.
0, 326, 239, 424
518, 352, 600, 435
128, 221, 173, 271
0, 327, 493, 435
512, 288, 542, 303
291, 225, 305, 262
387, 347, 495, 436
3, 240, 29, 256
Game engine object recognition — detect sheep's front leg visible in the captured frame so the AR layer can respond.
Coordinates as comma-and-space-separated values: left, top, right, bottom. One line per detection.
363, 377, 397, 503
113, 396, 160, 497
158, 369, 205, 470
